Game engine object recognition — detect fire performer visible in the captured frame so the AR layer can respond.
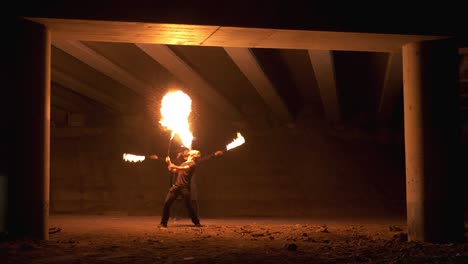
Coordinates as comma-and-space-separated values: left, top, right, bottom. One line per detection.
168, 146, 225, 220
157, 90, 245, 227
167, 146, 189, 220
168, 133, 244, 221
159, 150, 203, 228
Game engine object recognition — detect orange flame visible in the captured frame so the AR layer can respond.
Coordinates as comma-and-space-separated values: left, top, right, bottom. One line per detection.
159, 90, 193, 149
123, 153, 145, 162
226, 132, 245, 150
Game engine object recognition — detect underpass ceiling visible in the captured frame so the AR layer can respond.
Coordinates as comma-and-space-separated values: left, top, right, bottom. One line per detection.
22, 17, 466, 138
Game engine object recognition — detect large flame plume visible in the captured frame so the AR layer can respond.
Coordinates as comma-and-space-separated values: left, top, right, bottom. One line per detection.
159, 90, 193, 149
226, 132, 245, 150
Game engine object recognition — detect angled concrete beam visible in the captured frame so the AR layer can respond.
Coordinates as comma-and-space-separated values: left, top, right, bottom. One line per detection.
52, 40, 150, 96
135, 43, 242, 120
51, 67, 124, 112
378, 52, 403, 122
224, 47, 292, 122
307, 50, 341, 125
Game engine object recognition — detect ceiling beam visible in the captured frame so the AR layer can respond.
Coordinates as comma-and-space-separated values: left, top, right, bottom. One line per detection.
378, 52, 403, 123
52, 40, 150, 96
224, 47, 293, 123
51, 67, 125, 113
307, 50, 341, 126
26, 17, 452, 52
135, 43, 242, 121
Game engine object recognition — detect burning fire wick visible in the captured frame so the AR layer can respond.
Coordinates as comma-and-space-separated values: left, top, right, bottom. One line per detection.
123, 153, 145, 162
226, 132, 245, 151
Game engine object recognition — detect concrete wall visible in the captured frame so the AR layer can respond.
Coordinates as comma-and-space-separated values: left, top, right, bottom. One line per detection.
50, 106, 412, 220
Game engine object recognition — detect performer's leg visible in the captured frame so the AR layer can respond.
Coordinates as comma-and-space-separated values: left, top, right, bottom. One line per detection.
191, 199, 199, 218
160, 187, 178, 225
172, 197, 184, 220
181, 188, 200, 225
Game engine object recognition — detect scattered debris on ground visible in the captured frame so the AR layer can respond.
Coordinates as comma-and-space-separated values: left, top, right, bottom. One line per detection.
1, 216, 467, 264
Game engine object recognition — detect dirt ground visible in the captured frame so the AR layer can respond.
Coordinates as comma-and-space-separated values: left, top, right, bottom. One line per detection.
1, 215, 467, 264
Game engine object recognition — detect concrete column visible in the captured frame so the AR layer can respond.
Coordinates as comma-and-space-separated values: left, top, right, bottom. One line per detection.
402, 39, 463, 243
10, 18, 50, 239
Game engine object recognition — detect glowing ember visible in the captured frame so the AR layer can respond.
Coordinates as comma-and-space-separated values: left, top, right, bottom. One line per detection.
226, 132, 245, 150
160, 91, 193, 149
123, 153, 145, 162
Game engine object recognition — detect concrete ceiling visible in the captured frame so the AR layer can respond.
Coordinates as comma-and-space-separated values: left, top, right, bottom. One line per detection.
22, 16, 468, 137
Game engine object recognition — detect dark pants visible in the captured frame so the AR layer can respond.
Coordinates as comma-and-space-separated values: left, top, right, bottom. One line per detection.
160, 185, 200, 225
172, 199, 199, 219
192, 199, 199, 218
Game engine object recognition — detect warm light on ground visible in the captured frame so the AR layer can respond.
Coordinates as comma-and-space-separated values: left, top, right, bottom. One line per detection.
3, 215, 466, 263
